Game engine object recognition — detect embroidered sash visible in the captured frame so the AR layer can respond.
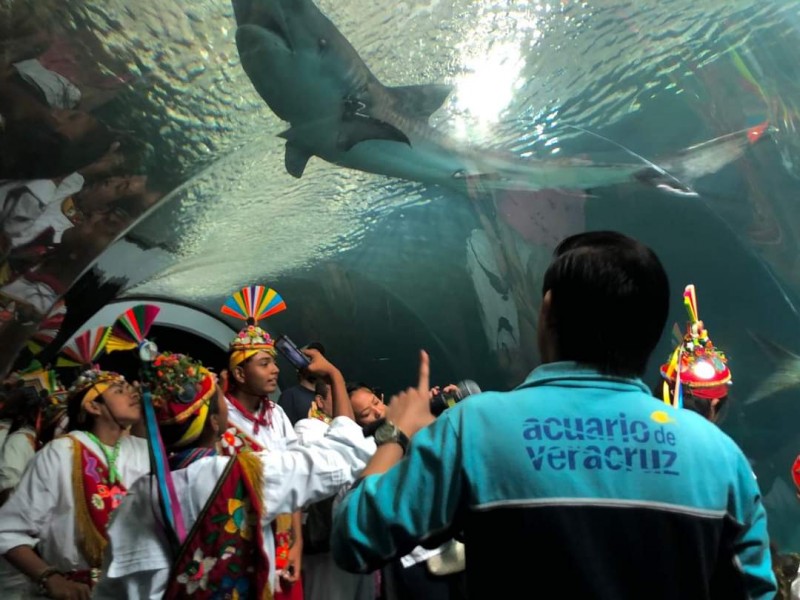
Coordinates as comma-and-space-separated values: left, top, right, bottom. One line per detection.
220, 424, 295, 574
164, 452, 271, 600
69, 437, 127, 569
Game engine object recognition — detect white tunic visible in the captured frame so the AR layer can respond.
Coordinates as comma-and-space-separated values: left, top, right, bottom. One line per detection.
225, 396, 297, 451
0, 427, 36, 492
0, 420, 11, 451
94, 417, 374, 600
0, 427, 36, 599
0, 431, 149, 596
295, 417, 377, 600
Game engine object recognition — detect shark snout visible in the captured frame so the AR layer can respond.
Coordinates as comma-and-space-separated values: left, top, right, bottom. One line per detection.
232, 0, 293, 51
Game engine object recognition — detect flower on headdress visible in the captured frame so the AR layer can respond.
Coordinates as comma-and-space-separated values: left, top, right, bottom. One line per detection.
177, 548, 217, 594
148, 353, 207, 405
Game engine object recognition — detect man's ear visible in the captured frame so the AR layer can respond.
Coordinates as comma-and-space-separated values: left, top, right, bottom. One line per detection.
232, 365, 246, 385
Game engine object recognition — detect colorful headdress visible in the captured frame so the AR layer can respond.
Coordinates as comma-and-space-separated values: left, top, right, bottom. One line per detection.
61, 326, 124, 409
660, 285, 732, 408
106, 304, 161, 361
221, 285, 287, 370
4, 360, 69, 446
146, 352, 215, 449
26, 300, 66, 355
107, 303, 186, 551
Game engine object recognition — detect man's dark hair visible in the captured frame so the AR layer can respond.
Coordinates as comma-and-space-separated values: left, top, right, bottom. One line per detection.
314, 379, 329, 399
0, 384, 43, 432
542, 231, 669, 377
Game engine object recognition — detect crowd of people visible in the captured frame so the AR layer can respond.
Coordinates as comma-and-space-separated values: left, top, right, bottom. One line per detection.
0, 230, 795, 599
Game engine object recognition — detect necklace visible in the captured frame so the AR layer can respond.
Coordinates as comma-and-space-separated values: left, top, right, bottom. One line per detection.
85, 432, 122, 485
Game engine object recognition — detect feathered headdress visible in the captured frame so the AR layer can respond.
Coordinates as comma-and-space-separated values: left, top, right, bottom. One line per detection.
60, 326, 124, 408
107, 304, 186, 551
26, 300, 66, 355
9, 360, 69, 447
660, 285, 732, 408
221, 285, 287, 370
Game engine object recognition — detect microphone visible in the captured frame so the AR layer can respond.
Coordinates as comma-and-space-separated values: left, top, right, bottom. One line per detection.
362, 379, 482, 437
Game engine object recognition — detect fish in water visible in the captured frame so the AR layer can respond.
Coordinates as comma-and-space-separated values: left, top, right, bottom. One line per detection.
231, 0, 771, 196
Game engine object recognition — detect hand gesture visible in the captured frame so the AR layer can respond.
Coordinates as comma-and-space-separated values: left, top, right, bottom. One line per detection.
386, 350, 435, 438
302, 348, 340, 380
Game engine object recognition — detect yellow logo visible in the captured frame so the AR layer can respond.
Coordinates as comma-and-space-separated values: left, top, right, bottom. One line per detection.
650, 410, 675, 425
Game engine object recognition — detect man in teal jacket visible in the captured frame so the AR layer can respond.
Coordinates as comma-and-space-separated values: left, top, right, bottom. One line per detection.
331, 231, 777, 599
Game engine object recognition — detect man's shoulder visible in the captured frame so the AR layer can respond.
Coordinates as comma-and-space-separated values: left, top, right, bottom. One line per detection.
279, 385, 312, 401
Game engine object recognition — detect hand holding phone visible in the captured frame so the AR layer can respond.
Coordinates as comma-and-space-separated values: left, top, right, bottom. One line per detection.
275, 335, 311, 370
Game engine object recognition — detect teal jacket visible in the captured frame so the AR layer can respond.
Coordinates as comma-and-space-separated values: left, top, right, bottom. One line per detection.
331, 362, 777, 599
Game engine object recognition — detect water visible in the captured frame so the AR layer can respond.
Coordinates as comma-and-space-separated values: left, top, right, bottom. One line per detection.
2, 0, 800, 550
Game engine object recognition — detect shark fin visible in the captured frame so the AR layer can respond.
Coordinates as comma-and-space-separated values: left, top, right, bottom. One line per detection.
337, 119, 410, 151
387, 84, 453, 119
284, 142, 312, 178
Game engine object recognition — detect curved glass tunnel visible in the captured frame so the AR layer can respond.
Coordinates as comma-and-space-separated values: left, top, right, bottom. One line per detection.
1, 0, 800, 550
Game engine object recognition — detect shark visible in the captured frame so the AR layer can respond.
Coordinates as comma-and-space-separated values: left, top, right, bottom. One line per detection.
745, 331, 800, 405
231, 0, 770, 196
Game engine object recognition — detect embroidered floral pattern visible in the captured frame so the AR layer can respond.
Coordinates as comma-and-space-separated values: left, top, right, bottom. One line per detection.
163, 456, 269, 599
80, 446, 128, 534
220, 424, 263, 456
84, 453, 101, 483
221, 428, 244, 453
176, 549, 217, 594
224, 498, 254, 541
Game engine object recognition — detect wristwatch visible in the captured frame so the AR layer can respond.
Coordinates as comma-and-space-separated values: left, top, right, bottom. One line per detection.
373, 420, 410, 455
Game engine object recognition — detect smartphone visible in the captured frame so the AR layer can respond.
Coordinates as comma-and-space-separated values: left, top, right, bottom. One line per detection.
275, 335, 311, 370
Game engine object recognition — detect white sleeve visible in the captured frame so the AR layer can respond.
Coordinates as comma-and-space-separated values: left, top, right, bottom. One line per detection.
273, 404, 298, 443
792, 565, 800, 600
0, 431, 36, 492
294, 418, 326, 445
262, 417, 373, 519
0, 442, 61, 553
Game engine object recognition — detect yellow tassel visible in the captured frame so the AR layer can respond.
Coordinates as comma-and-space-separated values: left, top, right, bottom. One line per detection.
237, 451, 264, 509
236, 453, 274, 600
70, 438, 107, 568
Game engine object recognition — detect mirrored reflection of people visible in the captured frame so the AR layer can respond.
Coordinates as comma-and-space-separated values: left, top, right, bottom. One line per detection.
330, 231, 777, 599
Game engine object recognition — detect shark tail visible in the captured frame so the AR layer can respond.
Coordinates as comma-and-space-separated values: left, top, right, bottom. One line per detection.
637, 122, 774, 196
